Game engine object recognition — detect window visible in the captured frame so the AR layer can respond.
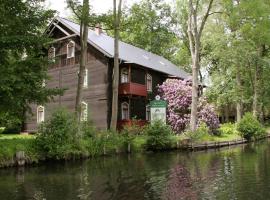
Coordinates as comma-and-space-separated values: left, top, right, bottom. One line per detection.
48, 47, 55, 61
121, 68, 129, 83
146, 73, 152, 92
67, 41, 75, 58
121, 102, 129, 120
37, 106, 45, 123
146, 105, 151, 121
42, 79, 46, 87
80, 101, 88, 121
83, 69, 88, 88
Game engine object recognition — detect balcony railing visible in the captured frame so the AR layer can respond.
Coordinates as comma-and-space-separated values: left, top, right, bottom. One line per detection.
119, 82, 147, 97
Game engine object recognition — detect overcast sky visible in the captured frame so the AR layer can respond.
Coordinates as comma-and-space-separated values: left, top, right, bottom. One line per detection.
45, 0, 175, 17
45, 0, 141, 17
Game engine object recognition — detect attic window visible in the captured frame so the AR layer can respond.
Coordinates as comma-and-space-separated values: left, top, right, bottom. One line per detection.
67, 41, 75, 58
48, 47, 55, 61
143, 55, 150, 60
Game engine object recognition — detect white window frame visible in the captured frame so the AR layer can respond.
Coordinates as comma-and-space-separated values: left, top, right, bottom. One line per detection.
146, 105, 151, 121
42, 79, 46, 87
80, 101, 88, 121
146, 73, 152, 92
48, 47, 55, 62
121, 68, 129, 83
83, 69, 88, 88
67, 41, 75, 58
37, 106, 45, 123
121, 102, 130, 120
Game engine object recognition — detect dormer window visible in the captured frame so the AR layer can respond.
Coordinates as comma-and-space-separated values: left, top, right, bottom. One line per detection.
146, 73, 152, 92
48, 47, 55, 61
37, 106, 45, 123
121, 68, 129, 83
67, 41, 75, 58
121, 102, 129, 120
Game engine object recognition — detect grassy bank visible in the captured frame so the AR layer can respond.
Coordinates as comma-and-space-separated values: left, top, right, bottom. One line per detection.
0, 131, 243, 168
0, 112, 267, 168
0, 134, 38, 167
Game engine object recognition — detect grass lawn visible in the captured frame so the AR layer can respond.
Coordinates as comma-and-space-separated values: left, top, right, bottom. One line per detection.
0, 134, 38, 166
177, 132, 242, 143
0, 133, 35, 140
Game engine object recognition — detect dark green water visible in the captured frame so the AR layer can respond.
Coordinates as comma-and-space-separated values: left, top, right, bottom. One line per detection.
1, 140, 270, 200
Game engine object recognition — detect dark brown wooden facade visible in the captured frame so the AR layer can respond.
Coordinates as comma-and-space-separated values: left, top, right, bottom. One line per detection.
24, 19, 176, 132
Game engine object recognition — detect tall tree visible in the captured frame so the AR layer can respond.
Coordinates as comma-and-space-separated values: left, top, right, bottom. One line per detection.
74, 0, 90, 122
185, 0, 214, 131
0, 0, 60, 130
110, 0, 122, 130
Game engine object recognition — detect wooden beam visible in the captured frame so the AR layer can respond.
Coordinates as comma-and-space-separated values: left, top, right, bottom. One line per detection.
52, 22, 70, 36
48, 34, 77, 44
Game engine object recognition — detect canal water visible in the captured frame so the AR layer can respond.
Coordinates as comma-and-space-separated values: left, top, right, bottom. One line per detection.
1, 140, 270, 200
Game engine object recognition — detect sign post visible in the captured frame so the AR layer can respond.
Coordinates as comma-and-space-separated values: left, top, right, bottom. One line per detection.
150, 95, 167, 124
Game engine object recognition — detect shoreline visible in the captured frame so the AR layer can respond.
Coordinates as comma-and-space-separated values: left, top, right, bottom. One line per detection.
1, 134, 270, 169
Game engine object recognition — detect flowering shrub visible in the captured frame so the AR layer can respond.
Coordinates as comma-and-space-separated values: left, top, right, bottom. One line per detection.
158, 79, 219, 133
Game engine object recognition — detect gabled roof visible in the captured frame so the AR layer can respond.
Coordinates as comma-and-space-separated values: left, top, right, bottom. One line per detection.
54, 17, 189, 79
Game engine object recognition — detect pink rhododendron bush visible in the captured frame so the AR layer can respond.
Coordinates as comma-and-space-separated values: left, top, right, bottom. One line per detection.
158, 79, 220, 133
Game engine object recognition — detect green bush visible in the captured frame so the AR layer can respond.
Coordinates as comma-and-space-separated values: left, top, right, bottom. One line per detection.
35, 108, 80, 159
185, 123, 210, 142
237, 112, 266, 140
218, 123, 239, 136
145, 120, 174, 151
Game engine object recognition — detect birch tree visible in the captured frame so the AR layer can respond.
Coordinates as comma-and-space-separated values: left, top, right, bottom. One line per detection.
68, 0, 90, 122
110, 0, 122, 130
186, 0, 214, 131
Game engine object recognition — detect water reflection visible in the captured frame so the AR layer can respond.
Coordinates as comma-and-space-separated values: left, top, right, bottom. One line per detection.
1, 140, 270, 200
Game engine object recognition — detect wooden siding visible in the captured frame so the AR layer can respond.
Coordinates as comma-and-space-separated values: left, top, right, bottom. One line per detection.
24, 38, 110, 132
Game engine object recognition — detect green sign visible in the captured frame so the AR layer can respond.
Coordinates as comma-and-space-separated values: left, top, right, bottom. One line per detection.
150, 100, 167, 108
150, 99, 167, 124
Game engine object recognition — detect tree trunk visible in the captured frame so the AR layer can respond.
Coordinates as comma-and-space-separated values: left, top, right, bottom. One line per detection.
252, 64, 258, 118
187, 0, 213, 131
253, 45, 264, 119
75, 0, 89, 122
110, 0, 122, 130
236, 65, 242, 122
225, 105, 229, 123
190, 47, 200, 131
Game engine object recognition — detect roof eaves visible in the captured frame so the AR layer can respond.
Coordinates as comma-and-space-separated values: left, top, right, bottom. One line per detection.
55, 17, 113, 58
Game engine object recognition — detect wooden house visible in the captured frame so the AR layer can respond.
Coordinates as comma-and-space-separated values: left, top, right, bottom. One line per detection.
24, 17, 189, 132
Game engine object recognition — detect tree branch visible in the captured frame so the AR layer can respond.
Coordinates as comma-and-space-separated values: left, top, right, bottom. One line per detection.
198, 0, 214, 39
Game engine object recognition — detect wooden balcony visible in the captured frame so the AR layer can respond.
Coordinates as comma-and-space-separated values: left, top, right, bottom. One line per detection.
119, 82, 147, 97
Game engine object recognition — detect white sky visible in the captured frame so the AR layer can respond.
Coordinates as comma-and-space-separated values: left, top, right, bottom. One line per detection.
45, 0, 141, 17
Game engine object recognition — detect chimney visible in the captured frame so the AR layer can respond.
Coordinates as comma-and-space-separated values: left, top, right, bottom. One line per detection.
95, 24, 102, 35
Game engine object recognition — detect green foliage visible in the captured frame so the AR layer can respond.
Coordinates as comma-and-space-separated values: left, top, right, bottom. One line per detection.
0, 0, 62, 128
0, 127, 5, 135
145, 121, 174, 151
0, 136, 38, 167
185, 123, 210, 142
35, 109, 80, 159
218, 123, 239, 136
237, 112, 266, 140
121, 121, 143, 144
